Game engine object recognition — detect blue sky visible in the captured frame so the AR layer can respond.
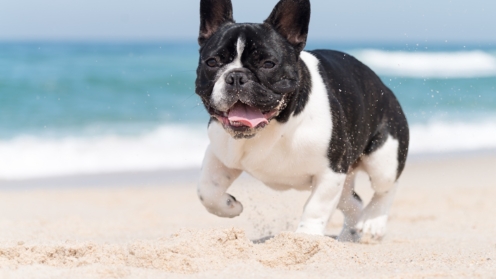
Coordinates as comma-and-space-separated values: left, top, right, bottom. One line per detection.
0, 0, 495, 43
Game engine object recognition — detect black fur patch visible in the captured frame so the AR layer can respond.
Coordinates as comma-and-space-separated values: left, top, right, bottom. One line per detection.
275, 58, 311, 123
309, 50, 409, 178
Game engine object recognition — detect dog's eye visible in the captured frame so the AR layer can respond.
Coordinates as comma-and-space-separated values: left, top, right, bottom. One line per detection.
206, 58, 218, 68
262, 61, 276, 69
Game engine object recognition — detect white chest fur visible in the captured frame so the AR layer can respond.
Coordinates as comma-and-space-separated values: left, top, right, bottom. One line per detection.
208, 51, 333, 191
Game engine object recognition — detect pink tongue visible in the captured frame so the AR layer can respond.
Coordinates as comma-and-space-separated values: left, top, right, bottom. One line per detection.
228, 103, 268, 128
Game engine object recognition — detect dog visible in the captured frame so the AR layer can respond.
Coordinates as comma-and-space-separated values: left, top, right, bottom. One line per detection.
195, 0, 409, 241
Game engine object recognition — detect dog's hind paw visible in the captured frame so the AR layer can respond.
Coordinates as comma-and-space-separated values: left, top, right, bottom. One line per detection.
337, 228, 361, 242
355, 215, 388, 241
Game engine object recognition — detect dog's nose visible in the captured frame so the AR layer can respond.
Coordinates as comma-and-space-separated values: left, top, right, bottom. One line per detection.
225, 71, 249, 87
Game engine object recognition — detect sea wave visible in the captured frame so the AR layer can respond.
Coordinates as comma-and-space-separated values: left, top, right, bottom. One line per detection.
1, 121, 496, 180
352, 49, 496, 78
409, 120, 496, 154
0, 125, 209, 180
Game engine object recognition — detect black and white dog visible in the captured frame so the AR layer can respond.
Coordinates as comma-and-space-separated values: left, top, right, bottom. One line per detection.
195, 0, 409, 241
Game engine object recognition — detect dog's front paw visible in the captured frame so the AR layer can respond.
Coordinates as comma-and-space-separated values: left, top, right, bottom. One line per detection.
202, 193, 243, 218
295, 220, 325, 236
355, 215, 388, 241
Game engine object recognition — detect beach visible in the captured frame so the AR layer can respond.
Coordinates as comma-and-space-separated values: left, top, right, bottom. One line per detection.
1, 153, 495, 278
1, 1, 496, 277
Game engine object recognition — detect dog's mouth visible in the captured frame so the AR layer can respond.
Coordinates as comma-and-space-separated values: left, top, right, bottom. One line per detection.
210, 102, 278, 131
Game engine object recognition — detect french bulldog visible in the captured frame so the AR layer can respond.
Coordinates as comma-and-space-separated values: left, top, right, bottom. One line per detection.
195, 0, 409, 241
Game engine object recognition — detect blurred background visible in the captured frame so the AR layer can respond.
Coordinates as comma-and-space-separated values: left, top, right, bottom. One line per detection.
0, 0, 495, 180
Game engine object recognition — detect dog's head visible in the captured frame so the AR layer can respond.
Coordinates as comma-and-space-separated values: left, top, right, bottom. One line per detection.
195, 0, 311, 139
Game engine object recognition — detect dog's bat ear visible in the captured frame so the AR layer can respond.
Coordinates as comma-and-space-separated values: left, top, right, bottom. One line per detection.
264, 0, 311, 52
199, 0, 234, 46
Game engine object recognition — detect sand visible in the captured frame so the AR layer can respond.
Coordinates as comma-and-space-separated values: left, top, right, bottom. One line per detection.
0, 154, 495, 278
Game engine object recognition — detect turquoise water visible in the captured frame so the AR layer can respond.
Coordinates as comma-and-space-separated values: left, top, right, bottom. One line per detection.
386, 76, 496, 121
0, 42, 203, 138
1, 42, 495, 138
1, 42, 495, 179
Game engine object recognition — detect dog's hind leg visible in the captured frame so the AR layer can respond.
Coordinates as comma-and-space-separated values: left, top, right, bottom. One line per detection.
197, 146, 243, 218
355, 135, 401, 240
336, 170, 363, 242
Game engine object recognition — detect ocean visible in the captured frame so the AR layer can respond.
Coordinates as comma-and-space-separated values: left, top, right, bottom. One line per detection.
1, 41, 495, 180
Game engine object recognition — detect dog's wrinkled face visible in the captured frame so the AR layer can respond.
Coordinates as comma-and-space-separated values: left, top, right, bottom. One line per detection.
195, 0, 310, 139
196, 25, 300, 138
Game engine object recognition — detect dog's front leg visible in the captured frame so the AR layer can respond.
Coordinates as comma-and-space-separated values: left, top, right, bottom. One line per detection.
197, 146, 243, 218
296, 170, 347, 235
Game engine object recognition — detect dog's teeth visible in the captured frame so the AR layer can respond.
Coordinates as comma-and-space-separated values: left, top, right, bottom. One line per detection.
229, 120, 243, 127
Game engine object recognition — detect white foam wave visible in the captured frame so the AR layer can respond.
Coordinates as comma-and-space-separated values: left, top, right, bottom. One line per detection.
409, 120, 496, 154
1, 121, 496, 180
352, 49, 496, 78
0, 125, 209, 180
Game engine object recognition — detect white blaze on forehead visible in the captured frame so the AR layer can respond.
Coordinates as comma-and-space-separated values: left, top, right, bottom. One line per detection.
211, 37, 246, 111
234, 37, 245, 66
